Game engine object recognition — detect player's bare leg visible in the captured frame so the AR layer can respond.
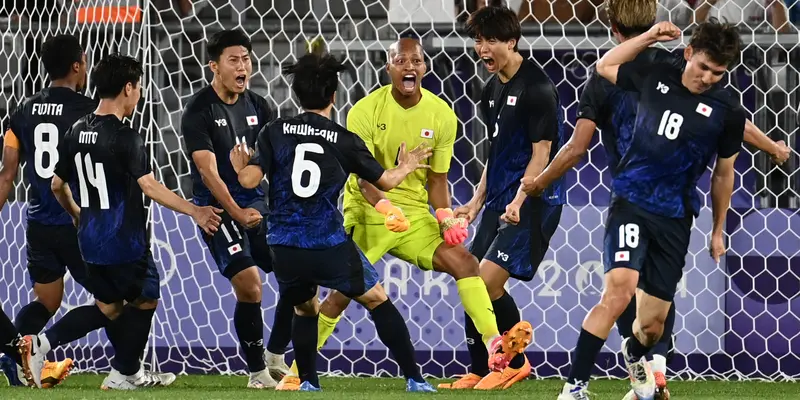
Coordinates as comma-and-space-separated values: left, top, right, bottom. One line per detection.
620, 289, 671, 400
230, 266, 277, 389
620, 298, 674, 400
431, 244, 531, 370
558, 268, 639, 399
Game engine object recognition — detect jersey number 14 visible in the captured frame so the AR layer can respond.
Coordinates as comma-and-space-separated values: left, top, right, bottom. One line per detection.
657, 110, 683, 140
74, 153, 110, 209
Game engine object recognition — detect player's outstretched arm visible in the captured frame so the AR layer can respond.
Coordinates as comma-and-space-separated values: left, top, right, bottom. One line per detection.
524, 119, 595, 197
709, 153, 738, 263
596, 21, 681, 84
0, 141, 20, 211
502, 140, 552, 225
743, 119, 791, 165
137, 173, 222, 235
371, 142, 432, 191
51, 174, 80, 225
454, 165, 487, 224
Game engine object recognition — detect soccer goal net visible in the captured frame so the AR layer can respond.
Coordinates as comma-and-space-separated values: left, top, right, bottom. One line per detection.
1, 0, 798, 381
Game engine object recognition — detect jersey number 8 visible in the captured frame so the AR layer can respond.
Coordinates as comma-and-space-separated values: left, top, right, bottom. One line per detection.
292, 143, 323, 198
34, 123, 59, 179
657, 110, 683, 140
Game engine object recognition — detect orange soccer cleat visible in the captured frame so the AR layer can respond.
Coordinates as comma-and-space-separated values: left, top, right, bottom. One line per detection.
40, 358, 74, 388
275, 375, 301, 391
437, 373, 482, 389
474, 355, 531, 390
488, 321, 533, 372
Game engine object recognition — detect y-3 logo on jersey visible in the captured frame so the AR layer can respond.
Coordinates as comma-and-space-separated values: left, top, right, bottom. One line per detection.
656, 82, 669, 94
215, 119, 228, 127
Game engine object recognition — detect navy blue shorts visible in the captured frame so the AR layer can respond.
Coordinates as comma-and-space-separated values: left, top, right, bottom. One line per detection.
201, 209, 272, 280
85, 251, 160, 304
470, 198, 563, 281
603, 198, 692, 302
269, 239, 380, 306
26, 221, 89, 288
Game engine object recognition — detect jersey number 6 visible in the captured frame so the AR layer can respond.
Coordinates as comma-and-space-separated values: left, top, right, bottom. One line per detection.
292, 143, 323, 198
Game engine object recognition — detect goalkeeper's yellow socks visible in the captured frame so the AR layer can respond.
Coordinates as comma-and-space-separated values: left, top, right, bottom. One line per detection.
289, 312, 342, 376
456, 277, 500, 344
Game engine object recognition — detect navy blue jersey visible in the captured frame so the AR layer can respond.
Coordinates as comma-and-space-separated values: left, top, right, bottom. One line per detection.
480, 59, 566, 212
578, 48, 686, 174
259, 112, 384, 249
6, 88, 96, 225
181, 86, 274, 208
612, 62, 745, 218
53, 114, 151, 265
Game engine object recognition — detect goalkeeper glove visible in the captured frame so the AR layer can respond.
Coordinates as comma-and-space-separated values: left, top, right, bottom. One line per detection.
375, 199, 409, 233
435, 208, 468, 246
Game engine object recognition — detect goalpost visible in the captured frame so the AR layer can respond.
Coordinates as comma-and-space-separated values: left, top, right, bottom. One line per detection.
0, 0, 798, 381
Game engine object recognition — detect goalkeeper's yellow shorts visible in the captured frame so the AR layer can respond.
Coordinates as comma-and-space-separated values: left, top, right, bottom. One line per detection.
346, 213, 443, 271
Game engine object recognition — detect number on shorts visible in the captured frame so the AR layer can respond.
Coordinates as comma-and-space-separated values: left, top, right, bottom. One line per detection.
618, 223, 639, 249
291, 143, 323, 198
220, 222, 243, 243
34, 123, 59, 178
74, 152, 110, 209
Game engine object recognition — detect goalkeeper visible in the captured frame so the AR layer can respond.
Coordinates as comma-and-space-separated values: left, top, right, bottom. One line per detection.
284, 37, 531, 382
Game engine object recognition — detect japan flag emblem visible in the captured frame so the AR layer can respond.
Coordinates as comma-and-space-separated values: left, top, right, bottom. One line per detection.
696, 103, 712, 117
246, 115, 258, 126
228, 244, 242, 255
420, 129, 434, 139
507, 96, 517, 106
614, 251, 630, 262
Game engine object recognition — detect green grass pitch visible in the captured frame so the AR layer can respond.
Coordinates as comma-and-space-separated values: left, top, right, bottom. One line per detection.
0, 374, 793, 399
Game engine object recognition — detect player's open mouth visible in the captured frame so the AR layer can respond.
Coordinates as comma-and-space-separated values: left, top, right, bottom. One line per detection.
235, 75, 246, 88
402, 74, 416, 91
482, 57, 495, 69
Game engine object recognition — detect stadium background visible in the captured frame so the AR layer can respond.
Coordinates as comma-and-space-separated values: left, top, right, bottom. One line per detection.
1, 0, 799, 382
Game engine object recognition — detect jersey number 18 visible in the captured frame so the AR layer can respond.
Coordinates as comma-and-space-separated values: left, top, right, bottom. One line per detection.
657, 110, 683, 140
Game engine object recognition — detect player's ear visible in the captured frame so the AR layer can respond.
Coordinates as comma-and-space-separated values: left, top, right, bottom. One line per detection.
684, 46, 693, 63
507, 39, 515, 52
208, 59, 219, 75
330, 92, 336, 106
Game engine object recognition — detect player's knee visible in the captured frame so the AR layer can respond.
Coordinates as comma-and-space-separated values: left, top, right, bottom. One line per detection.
294, 297, 319, 317
479, 261, 510, 301
598, 282, 636, 318
95, 300, 124, 320
320, 290, 351, 317
355, 284, 389, 311
637, 318, 665, 347
130, 298, 158, 310
33, 280, 64, 313
436, 246, 479, 279
231, 269, 262, 302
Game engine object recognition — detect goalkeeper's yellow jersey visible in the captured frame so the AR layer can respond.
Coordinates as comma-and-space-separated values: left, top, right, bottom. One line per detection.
342, 85, 458, 227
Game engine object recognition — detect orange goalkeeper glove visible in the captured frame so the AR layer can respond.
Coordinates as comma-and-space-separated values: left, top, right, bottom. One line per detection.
435, 208, 468, 246
375, 199, 409, 233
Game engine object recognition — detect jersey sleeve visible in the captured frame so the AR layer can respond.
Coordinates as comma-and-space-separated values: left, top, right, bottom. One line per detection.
718, 106, 745, 159
253, 92, 276, 127
181, 105, 214, 154
4, 108, 23, 152
342, 132, 385, 184
54, 130, 74, 181
255, 125, 273, 179
346, 101, 375, 153
525, 80, 560, 143
577, 72, 608, 123
430, 109, 457, 173
120, 129, 152, 179
616, 58, 651, 92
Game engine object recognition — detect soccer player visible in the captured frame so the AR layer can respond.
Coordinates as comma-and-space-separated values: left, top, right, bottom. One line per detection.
19, 53, 221, 390
437, 6, 567, 390
180, 29, 293, 388
234, 51, 437, 392
550, 20, 744, 399
525, 1, 790, 398
283, 37, 533, 386
0, 34, 97, 388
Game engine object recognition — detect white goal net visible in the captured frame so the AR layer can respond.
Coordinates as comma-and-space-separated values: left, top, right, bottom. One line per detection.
1, 0, 799, 381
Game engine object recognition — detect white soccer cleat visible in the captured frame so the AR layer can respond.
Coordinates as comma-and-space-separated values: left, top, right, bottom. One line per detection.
621, 338, 656, 400
247, 369, 277, 389
100, 368, 176, 390
18, 335, 46, 388
557, 382, 591, 400
264, 351, 291, 381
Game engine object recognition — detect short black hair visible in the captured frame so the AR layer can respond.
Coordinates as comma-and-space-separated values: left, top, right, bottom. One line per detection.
41, 35, 84, 80
465, 6, 522, 52
207, 29, 252, 61
282, 53, 346, 110
92, 54, 143, 99
689, 18, 742, 67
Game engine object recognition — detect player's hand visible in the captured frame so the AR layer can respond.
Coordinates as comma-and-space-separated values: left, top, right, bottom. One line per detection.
234, 207, 263, 229
230, 140, 253, 174
501, 201, 522, 225
436, 208, 469, 245
647, 21, 681, 42
193, 206, 223, 235
709, 233, 726, 264
71, 214, 80, 228
520, 176, 546, 197
454, 203, 480, 225
375, 199, 409, 232
397, 142, 433, 172
771, 140, 791, 165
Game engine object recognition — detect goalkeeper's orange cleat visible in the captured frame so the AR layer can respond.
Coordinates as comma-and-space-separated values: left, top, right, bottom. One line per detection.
375, 199, 409, 232
437, 373, 482, 389
474, 356, 531, 390
276, 375, 301, 391
40, 359, 74, 388
488, 321, 533, 372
